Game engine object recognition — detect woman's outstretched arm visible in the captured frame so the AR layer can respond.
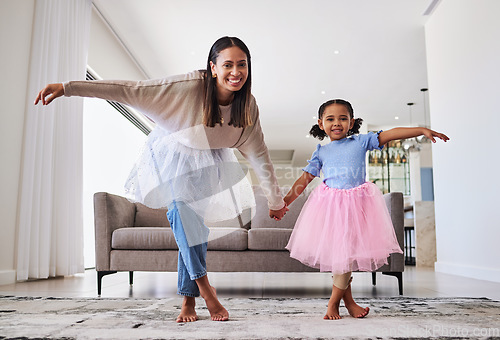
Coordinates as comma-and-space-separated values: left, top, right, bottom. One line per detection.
34, 83, 64, 105
378, 127, 449, 147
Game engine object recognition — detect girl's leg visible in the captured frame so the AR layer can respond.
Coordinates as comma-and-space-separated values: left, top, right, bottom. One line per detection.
342, 277, 370, 318
325, 272, 351, 320
167, 201, 228, 322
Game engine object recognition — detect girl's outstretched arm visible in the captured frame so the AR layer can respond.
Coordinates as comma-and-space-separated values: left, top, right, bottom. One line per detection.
284, 171, 316, 207
378, 127, 449, 147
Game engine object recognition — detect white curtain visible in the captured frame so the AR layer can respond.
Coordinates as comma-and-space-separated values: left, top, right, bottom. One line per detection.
17, 0, 92, 280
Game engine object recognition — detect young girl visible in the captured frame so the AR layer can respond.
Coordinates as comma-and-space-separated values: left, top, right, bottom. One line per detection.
283, 99, 449, 320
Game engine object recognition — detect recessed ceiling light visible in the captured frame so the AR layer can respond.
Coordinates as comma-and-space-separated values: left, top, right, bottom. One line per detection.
334, 50, 340, 55
321, 90, 326, 95
395, 116, 399, 120
305, 135, 310, 138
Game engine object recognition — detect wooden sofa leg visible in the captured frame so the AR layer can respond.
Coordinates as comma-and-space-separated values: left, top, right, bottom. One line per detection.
129, 271, 134, 286
382, 271, 403, 295
372, 272, 377, 286
97, 271, 117, 296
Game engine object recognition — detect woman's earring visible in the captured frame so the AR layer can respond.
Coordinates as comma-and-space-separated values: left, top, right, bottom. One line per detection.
212, 73, 217, 78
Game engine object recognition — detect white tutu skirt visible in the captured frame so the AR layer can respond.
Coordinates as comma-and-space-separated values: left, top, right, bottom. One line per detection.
124, 126, 256, 228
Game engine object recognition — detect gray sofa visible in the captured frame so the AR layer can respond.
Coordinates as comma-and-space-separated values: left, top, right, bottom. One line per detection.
94, 186, 405, 295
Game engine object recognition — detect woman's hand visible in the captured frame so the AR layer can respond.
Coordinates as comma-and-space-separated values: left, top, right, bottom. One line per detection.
269, 204, 289, 221
34, 83, 64, 105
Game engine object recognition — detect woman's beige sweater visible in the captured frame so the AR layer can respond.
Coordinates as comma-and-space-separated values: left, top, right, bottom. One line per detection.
63, 70, 284, 210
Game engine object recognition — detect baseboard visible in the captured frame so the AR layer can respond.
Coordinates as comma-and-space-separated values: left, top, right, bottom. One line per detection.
435, 261, 500, 283
0, 270, 16, 286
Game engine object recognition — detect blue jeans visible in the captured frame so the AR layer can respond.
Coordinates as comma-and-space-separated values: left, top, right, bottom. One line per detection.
167, 201, 209, 297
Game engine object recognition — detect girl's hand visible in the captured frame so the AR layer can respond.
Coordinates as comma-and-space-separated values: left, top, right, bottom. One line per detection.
423, 128, 449, 143
269, 204, 289, 221
34, 83, 64, 106
379, 127, 450, 146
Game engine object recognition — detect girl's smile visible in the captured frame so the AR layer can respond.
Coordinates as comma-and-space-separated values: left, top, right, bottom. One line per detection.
318, 104, 355, 141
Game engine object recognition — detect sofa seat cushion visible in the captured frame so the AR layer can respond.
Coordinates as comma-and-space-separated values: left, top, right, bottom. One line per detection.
112, 227, 248, 251
208, 228, 248, 251
248, 228, 292, 250
112, 227, 177, 250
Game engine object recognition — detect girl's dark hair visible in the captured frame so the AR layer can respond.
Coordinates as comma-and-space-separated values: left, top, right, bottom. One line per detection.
204, 36, 253, 128
309, 99, 363, 140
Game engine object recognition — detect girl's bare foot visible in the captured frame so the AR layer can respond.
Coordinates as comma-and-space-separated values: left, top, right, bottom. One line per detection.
345, 302, 370, 318
343, 283, 369, 318
324, 284, 345, 320
324, 300, 342, 320
176, 296, 198, 323
202, 286, 229, 321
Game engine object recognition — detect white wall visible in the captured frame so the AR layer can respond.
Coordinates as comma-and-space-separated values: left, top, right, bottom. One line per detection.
0, 1, 35, 285
88, 6, 146, 80
426, 0, 500, 282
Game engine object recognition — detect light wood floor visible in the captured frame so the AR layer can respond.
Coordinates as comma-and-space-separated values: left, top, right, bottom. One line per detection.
1, 266, 499, 301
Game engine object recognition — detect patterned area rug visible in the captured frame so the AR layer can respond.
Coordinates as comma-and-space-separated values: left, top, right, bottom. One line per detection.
0, 296, 499, 339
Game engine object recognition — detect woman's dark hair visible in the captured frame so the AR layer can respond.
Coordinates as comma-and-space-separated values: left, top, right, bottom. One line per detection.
309, 99, 363, 140
204, 36, 253, 128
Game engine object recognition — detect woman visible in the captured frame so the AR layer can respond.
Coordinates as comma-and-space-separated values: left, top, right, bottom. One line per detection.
35, 36, 288, 322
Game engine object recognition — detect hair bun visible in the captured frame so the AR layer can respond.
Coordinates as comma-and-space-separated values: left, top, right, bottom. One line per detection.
310, 124, 327, 140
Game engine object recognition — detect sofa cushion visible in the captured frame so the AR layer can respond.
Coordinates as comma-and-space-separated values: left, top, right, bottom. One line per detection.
134, 203, 170, 227
207, 228, 248, 250
248, 228, 292, 250
250, 185, 310, 229
112, 227, 248, 251
112, 227, 177, 250
205, 208, 252, 229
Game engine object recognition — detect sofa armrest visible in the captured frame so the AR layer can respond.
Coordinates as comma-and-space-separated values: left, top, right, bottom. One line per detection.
383, 192, 404, 271
93, 192, 136, 271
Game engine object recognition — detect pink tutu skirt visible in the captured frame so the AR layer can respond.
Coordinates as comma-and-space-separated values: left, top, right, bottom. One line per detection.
286, 182, 402, 274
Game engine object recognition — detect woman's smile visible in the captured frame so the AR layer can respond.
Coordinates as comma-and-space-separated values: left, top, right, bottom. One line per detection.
227, 78, 243, 86
210, 45, 248, 104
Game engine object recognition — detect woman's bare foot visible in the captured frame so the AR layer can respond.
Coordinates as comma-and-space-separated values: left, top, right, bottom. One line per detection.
195, 275, 229, 321
203, 286, 229, 321
176, 296, 198, 323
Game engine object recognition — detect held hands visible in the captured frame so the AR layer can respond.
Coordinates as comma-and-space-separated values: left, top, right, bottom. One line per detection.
34, 83, 64, 106
269, 204, 289, 221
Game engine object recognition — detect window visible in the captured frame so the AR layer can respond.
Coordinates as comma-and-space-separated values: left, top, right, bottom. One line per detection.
82, 73, 153, 268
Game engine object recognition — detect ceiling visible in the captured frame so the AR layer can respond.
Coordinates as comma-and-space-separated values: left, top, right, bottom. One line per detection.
93, 0, 438, 166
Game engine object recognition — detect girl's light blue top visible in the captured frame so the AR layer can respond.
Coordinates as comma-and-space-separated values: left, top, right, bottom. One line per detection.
303, 132, 383, 189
